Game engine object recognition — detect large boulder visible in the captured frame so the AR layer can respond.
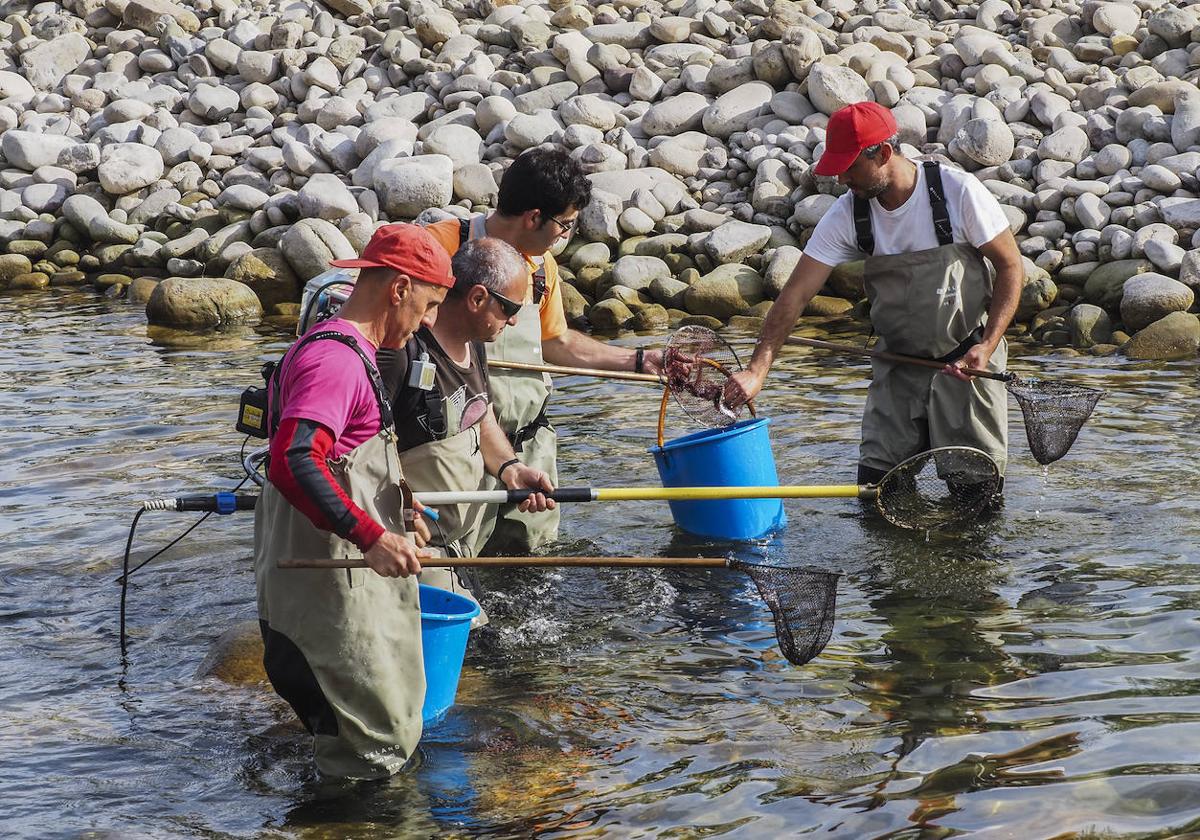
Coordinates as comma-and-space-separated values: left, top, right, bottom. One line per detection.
683, 264, 765, 320
1068, 303, 1113, 348
146, 277, 263, 329
123, 0, 201, 33
2, 131, 81, 171
1120, 273, 1196, 331
1083, 259, 1153, 309
640, 92, 711, 137
373, 155, 454, 219
20, 33, 89, 91
61, 194, 140, 245
577, 189, 622, 246
764, 246, 802, 298
279, 219, 357, 282
702, 82, 773, 139
806, 63, 872, 116
97, 143, 165, 195
225, 248, 301, 310
1123, 311, 1200, 360
298, 173, 358, 220
1017, 266, 1058, 320
705, 220, 771, 264
422, 124, 484, 168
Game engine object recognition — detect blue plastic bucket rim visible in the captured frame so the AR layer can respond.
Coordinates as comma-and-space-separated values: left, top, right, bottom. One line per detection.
418, 583, 481, 623
648, 416, 772, 455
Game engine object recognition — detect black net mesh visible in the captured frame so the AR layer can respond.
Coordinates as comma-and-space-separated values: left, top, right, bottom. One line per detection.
1006, 378, 1103, 465
662, 325, 747, 428
731, 560, 839, 666
875, 446, 1001, 531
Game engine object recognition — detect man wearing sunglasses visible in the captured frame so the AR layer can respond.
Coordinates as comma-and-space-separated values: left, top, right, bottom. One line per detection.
424, 148, 664, 554
377, 238, 555, 612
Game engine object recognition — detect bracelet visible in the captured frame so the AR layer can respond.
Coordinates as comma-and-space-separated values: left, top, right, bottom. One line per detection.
497, 458, 520, 481
634, 348, 645, 374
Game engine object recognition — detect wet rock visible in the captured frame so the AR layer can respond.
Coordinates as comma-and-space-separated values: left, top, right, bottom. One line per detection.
225, 248, 300, 309
146, 277, 263, 330
683, 264, 765, 320
1123, 311, 1200, 360
1068, 303, 1112, 348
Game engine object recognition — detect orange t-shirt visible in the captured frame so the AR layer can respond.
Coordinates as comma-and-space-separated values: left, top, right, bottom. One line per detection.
424, 218, 568, 342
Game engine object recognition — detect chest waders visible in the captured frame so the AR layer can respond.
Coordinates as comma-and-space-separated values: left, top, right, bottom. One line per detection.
254, 335, 424, 780
460, 214, 560, 554
857, 161, 1009, 481
398, 398, 489, 626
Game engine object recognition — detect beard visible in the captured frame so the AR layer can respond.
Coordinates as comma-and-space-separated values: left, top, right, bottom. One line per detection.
850, 176, 889, 200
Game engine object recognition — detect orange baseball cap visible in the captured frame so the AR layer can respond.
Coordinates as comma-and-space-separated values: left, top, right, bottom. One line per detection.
814, 102, 898, 177
330, 223, 454, 288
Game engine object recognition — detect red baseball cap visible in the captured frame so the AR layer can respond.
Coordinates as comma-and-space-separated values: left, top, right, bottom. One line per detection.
330, 223, 454, 288
814, 101, 898, 177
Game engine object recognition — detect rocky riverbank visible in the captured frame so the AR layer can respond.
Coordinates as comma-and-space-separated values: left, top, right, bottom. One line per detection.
0, 0, 1198, 359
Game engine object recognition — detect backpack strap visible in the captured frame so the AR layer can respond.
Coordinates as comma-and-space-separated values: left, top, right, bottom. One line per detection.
459, 217, 470, 246
269, 331, 393, 436
852, 193, 874, 256
530, 257, 547, 305
924, 160, 954, 246
388, 332, 450, 451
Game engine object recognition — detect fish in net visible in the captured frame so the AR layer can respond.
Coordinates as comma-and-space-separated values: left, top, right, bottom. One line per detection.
1006, 378, 1103, 465
731, 560, 839, 666
873, 446, 1002, 531
661, 325, 748, 428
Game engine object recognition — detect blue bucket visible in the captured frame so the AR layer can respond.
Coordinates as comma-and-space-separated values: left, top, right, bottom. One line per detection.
649, 417, 786, 541
419, 584, 480, 726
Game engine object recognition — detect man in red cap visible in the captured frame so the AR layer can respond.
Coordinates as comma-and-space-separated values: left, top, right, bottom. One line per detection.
254, 223, 455, 779
724, 101, 1023, 495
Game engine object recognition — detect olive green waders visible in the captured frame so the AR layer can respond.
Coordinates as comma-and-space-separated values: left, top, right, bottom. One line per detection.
254, 427, 425, 780
478, 297, 560, 554
400, 415, 489, 627
856, 163, 1008, 478
458, 213, 560, 554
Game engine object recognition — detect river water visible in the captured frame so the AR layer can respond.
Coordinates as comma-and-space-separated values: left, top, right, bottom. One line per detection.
2, 287, 1199, 839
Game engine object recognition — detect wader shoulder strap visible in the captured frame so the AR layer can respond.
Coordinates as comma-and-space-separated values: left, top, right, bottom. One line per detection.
459, 218, 470, 246
269, 331, 394, 436
852, 161, 955, 255
852, 194, 874, 256
924, 161, 953, 246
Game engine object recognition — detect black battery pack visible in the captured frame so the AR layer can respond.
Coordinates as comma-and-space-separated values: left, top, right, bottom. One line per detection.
236, 385, 269, 438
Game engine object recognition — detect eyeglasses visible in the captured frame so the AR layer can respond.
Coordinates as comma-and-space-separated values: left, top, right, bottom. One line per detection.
543, 213, 576, 237
488, 288, 523, 319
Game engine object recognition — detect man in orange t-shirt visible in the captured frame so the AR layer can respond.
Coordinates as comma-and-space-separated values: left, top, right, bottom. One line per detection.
424, 147, 663, 553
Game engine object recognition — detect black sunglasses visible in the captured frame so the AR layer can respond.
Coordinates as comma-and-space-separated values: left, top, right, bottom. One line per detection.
487, 288, 522, 318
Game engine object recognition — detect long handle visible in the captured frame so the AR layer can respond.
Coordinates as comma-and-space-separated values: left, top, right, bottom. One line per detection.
415, 484, 873, 506
279, 556, 731, 569
488, 359, 662, 384
785, 336, 1015, 382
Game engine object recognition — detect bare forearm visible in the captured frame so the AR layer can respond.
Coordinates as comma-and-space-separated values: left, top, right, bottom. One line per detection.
978, 232, 1022, 349
542, 329, 636, 370
748, 255, 833, 376
479, 410, 517, 476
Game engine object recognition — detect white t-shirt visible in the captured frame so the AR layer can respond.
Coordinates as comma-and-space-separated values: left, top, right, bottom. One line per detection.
803, 161, 1011, 267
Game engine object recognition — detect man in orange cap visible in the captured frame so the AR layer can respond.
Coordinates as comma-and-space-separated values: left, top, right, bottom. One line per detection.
254, 223, 453, 779
724, 102, 1023, 491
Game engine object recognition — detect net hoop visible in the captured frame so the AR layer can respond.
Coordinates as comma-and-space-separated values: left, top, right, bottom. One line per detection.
874, 446, 1001, 531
